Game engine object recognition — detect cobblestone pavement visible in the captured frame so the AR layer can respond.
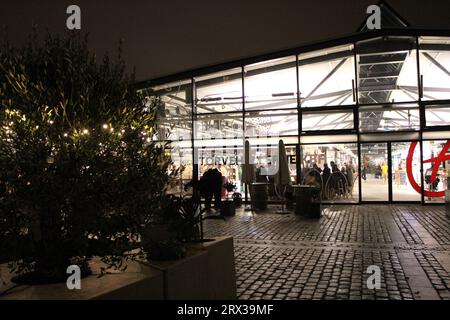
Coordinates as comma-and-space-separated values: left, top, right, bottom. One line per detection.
203, 205, 450, 300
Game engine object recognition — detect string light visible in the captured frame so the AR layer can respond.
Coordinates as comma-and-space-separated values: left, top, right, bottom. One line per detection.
102, 124, 108, 129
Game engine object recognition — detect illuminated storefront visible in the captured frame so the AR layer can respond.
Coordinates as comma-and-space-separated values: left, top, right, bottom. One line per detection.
138, 11, 450, 204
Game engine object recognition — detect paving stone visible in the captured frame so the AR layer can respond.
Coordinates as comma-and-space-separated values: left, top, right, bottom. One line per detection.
203, 204, 450, 300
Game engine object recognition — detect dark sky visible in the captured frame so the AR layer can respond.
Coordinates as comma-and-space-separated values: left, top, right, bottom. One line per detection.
2, 0, 450, 81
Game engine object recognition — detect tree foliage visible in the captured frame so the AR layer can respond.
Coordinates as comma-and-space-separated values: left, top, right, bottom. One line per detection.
0, 30, 171, 282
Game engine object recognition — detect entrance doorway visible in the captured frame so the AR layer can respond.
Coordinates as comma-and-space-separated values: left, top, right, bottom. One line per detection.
361, 143, 389, 201
360, 141, 421, 202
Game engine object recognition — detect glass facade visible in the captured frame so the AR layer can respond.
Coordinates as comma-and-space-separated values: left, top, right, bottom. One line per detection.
144, 32, 450, 204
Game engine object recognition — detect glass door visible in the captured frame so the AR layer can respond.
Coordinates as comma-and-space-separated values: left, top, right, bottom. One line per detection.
361, 143, 389, 201
423, 140, 449, 203
391, 142, 421, 201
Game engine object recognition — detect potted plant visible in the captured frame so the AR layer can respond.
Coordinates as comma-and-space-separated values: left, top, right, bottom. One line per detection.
232, 192, 243, 208
221, 181, 236, 216
140, 195, 188, 261
139, 194, 237, 299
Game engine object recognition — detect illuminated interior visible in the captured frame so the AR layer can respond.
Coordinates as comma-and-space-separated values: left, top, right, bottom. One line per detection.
141, 33, 450, 204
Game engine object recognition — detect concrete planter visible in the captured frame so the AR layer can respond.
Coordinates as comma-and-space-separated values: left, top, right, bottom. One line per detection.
0, 237, 237, 300
187, 236, 236, 299
0, 258, 164, 300
144, 237, 236, 300
144, 249, 210, 299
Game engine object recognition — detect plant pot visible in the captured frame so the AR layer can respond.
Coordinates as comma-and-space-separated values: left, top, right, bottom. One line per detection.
232, 193, 243, 207
220, 201, 235, 216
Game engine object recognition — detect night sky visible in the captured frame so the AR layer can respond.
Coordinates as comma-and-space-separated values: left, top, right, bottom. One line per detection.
1, 0, 450, 82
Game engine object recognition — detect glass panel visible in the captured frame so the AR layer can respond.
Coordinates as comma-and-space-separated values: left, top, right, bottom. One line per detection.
244, 56, 297, 111
360, 132, 420, 142
361, 143, 389, 201
423, 140, 449, 203
301, 143, 359, 203
194, 68, 243, 113
299, 44, 356, 107
166, 143, 193, 197
391, 142, 421, 201
194, 112, 243, 140
248, 143, 297, 201
300, 134, 357, 144
356, 37, 418, 104
149, 80, 192, 141
423, 131, 450, 140
419, 37, 450, 101
248, 136, 298, 145
245, 109, 298, 137
302, 110, 354, 131
359, 104, 420, 132
196, 144, 245, 199
286, 145, 298, 185
425, 105, 450, 127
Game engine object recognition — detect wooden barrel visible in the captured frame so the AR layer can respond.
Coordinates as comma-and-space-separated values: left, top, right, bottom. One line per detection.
250, 182, 269, 211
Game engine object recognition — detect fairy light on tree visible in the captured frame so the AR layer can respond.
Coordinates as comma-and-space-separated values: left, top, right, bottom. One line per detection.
0, 29, 173, 284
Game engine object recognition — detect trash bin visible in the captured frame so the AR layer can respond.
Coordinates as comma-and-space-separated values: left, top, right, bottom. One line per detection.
293, 184, 321, 218
250, 182, 269, 211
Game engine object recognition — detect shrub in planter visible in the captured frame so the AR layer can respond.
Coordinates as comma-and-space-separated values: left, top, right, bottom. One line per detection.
143, 239, 187, 261
141, 195, 204, 261
0, 30, 173, 284
221, 182, 236, 216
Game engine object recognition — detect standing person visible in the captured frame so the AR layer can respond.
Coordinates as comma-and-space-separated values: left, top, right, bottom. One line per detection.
321, 163, 331, 199
312, 163, 322, 173
201, 167, 223, 211
199, 170, 212, 211
210, 167, 223, 210
346, 161, 355, 190
425, 165, 440, 199
330, 161, 339, 173
302, 160, 312, 181
362, 162, 367, 182
375, 164, 382, 179
381, 162, 388, 184
322, 163, 331, 185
